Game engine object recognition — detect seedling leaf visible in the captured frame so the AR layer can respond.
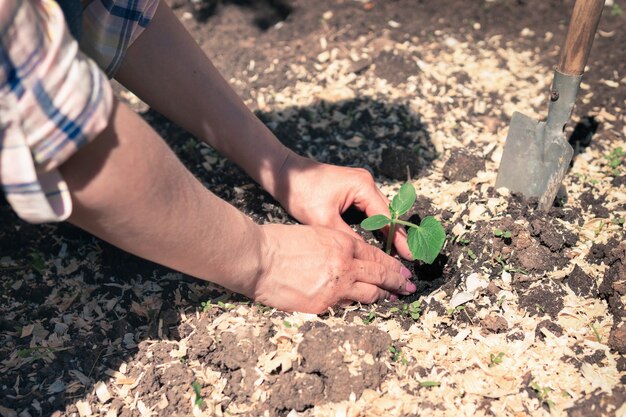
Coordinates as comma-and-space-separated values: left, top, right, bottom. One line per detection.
407, 216, 446, 264
192, 380, 204, 408
361, 214, 391, 231
390, 183, 417, 216
419, 380, 441, 387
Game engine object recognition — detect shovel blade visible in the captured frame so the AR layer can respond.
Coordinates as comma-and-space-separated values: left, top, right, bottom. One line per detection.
495, 111, 574, 210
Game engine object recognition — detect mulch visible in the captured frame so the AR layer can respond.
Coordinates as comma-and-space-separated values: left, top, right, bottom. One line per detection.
1, 0, 625, 416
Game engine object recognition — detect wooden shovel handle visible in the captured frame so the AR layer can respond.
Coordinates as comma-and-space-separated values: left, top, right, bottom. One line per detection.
557, 0, 604, 75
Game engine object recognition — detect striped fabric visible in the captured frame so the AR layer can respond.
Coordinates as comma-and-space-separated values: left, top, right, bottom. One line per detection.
0, 0, 157, 223
81, 0, 159, 77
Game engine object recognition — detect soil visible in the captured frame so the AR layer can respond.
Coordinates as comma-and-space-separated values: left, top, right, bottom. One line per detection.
1, 0, 625, 416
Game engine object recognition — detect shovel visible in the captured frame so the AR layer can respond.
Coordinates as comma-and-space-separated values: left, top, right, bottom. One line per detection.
495, 0, 604, 210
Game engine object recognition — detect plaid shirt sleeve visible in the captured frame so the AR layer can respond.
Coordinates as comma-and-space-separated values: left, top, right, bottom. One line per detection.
81, 0, 159, 77
0, 0, 157, 223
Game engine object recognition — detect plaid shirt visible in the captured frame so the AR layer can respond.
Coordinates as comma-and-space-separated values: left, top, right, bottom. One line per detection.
0, 0, 157, 223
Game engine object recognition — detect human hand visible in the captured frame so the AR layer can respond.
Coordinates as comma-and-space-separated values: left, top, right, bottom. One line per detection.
252, 224, 416, 313
275, 154, 413, 260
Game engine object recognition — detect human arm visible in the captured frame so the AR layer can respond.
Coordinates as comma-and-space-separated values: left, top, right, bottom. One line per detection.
59, 100, 416, 313
113, 1, 412, 259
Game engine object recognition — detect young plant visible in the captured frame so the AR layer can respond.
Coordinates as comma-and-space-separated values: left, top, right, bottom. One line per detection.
453, 235, 471, 245
590, 322, 602, 343
446, 305, 466, 316
605, 146, 625, 176
402, 300, 422, 321
28, 251, 46, 273
494, 254, 527, 275
530, 381, 555, 410
493, 229, 512, 239
388, 345, 407, 365
192, 380, 204, 408
360, 183, 446, 264
611, 216, 625, 227
363, 311, 377, 325
489, 352, 505, 367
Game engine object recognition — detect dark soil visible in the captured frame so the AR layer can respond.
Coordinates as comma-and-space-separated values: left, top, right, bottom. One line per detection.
1, 0, 625, 416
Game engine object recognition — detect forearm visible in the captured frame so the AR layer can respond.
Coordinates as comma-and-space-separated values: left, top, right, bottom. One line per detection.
114, 1, 293, 199
59, 100, 265, 296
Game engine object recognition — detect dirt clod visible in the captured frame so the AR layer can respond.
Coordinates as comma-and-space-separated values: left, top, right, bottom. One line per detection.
535, 319, 563, 341
268, 372, 325, 412
565, 265, 598, 298
609, 320, 626, 354
567, 387, 626, 417
380, 147, 424, 180
442, 148, 485, 182
298, 324, 391, 402
481, 314, 508, 334
518, 281, 565, 318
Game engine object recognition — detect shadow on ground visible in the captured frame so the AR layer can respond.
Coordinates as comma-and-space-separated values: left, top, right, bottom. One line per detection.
0, 97, 446, 415
180, 0, 292, 29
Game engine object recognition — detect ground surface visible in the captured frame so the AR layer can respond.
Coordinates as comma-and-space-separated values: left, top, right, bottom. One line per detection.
1, 0, 626, 416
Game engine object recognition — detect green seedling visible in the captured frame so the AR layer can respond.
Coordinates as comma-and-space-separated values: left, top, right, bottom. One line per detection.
28, 252, 46, 273
17, 346, 62, 362
594, 220, 606, 237
605, 146, 625, 175
590, 322, 602, 343
494, 255, 527, 275
497, 295, 506, 309
255, 303, 273, 314
530, 381, 555, 410
401, 300, 422, 321
388, 346, 408, 365
611, 217, 625, 227
489, 352, 505, 367
192, 380, 204, 408
611, 3, 623, 16
454, 236, 471, 245
419, 380, 441, 388
360, 183, 446, 264
493, 229, 512, 239
446, 305, 466, 316
363, 311, 376, 325
201, 294, 237, 312
466, 249, 477, 260
201, 300, 236, 311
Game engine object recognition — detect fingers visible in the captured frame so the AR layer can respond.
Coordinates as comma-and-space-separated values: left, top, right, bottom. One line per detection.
345, 282, 391, 305
352, 183, 392, 219
352, 238, 411, 277
392, 227, 413, 260
352, 259, 416, 295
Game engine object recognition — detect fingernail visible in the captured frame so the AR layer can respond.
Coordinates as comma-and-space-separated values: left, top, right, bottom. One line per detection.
400, 266, 412, 279
389, 294, 398, 301
405, 281, 417, 293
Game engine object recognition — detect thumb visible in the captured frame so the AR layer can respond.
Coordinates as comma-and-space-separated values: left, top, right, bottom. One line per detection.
392, 226, 413, 260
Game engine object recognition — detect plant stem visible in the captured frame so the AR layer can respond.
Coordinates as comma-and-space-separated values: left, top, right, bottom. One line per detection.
385, 222, 396, 254
385, 219, 419, 254
394, 219, 419, 228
